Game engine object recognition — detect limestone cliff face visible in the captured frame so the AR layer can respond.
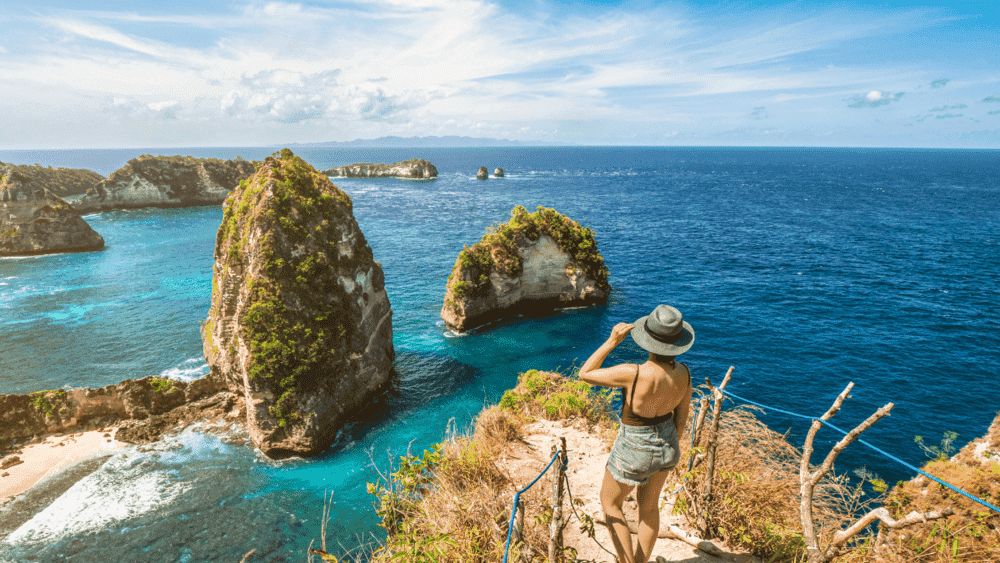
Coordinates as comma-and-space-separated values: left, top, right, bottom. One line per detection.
73, 155, 255, 212
202, 149, 393, 458
0, 169, 105, 256
0, 374, 227, 445
322, 159, 437, 179
441, 206, 610, 332
0, 161, 103, 198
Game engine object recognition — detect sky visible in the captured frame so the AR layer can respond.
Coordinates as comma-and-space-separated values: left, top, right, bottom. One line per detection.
0, 0, 998, 149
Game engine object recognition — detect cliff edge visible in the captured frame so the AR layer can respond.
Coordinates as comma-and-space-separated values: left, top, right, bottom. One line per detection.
440, 205, 610, 331
73, 155, 255, 212
0, 168, 104, 256
322, 159, 437, 179
202, 149, 394, 459
0, 161, 103, 198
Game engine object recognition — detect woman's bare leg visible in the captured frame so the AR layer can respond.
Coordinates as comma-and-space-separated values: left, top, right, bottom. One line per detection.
601, 470, 635, 563
634, 471, 669, 563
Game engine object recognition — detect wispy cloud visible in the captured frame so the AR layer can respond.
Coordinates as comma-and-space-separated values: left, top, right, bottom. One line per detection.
0, 1, 998, 147
848, 91, 904, 108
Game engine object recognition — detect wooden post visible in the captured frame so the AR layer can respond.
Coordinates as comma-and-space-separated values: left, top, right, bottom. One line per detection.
549, 439, 566, 563
698, 366, 733, 538
513, 498, 526, 562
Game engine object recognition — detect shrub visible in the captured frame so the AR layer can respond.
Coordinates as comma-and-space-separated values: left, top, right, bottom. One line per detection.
359, 368, 616, 563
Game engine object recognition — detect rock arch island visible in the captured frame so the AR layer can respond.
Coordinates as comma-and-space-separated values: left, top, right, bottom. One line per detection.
441, 205, 610, 332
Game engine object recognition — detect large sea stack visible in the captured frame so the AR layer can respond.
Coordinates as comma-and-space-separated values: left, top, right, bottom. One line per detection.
202, 149, 393, 458
322, 159, 437, 179
74, 155, 255, 212
0, 168, 104, 256
441, 205, 610, 332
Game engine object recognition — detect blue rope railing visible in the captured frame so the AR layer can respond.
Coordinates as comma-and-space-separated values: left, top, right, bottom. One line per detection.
719, 388, 1000, 515
502, 448, 564, 563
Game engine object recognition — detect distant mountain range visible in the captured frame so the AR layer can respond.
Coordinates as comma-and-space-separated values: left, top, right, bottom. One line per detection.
283, 136, 571, 148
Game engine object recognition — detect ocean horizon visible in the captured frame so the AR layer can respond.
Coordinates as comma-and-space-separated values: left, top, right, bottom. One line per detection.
2, 146, 998, 562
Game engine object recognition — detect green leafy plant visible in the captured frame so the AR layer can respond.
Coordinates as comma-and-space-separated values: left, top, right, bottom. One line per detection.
915, 431, 959, 461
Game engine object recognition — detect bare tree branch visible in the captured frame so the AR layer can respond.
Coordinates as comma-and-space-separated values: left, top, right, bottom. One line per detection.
798, 383, 905, 563
830, 507, 954, 547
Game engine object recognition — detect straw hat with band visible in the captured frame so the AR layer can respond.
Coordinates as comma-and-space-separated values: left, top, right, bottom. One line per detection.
630, 304, 695, 356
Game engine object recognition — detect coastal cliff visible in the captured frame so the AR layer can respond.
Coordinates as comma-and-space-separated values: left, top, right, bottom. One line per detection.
0, 373, 230, 448
0, 161, 103, 198
0, 168, 105, 256
202, 149, 394, 459
73, 155, 255, 212
322, 158, 437, 179
440, 205, 610, 332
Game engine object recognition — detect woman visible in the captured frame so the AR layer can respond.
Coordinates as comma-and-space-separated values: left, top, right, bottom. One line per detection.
578, 304, 694, 563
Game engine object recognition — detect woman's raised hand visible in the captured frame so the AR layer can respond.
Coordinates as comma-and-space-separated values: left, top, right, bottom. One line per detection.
608, 322, 634, 346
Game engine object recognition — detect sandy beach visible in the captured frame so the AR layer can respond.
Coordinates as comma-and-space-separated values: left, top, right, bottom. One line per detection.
1, 431, 123, 505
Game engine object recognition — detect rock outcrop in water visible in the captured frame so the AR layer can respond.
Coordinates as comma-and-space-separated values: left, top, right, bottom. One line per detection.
322, 159, 437, 179
441, 205, 610, 332
494, 167, 504, 178
0, 169, 105, 256
476, 166, 488, 180
202, 149, 394, 459
0, 161, 103, 198
0, 374, 231, 447
73, 155, 255, 212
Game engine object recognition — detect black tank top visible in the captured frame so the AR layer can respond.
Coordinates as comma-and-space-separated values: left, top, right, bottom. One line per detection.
621, 363, 688, 427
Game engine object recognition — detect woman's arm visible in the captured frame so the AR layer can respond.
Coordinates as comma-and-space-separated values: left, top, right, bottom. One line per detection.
577, 323, 636, 388
673, 365, 693, 438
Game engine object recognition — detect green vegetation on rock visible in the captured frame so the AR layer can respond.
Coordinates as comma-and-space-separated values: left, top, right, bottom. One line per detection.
29, 389, 68, 419
149, 377, 176, 393
214, 149, 368, 428
445, 205, 610, 304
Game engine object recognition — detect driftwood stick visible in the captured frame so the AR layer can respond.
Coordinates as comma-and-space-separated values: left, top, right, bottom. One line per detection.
662, 524, 733, 560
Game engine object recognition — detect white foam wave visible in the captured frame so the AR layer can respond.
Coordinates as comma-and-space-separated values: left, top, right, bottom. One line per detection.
160, 358, 210, 382
5, 452, 193, 545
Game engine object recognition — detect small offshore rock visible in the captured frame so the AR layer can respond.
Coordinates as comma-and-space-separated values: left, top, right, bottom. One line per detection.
0, 168, 105, 256
73, 155, 255, 212
494, 168, 504, 177
477, 166, 489, 180
203, 149, 394, 459
441, 205, 611, 331
322, 159, 437, 179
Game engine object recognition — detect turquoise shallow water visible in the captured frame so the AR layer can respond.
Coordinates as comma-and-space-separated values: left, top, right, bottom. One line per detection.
1, 147, 998, 561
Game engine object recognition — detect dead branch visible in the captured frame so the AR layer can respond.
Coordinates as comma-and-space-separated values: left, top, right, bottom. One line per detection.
661, 524, 735, 560
830, 507, 954, 548
798, 382, 897, 563
697, 366, 733, 538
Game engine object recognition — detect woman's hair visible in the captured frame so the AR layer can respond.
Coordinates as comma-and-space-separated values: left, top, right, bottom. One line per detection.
652, 352, 676, 364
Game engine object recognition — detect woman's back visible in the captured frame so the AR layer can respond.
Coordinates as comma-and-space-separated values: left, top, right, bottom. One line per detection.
628, 360, 689, 419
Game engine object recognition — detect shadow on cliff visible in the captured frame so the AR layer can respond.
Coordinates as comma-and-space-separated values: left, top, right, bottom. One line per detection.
310, 351, 479, 459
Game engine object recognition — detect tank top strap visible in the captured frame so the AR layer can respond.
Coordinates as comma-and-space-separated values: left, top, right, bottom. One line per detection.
628, 363, 640, 405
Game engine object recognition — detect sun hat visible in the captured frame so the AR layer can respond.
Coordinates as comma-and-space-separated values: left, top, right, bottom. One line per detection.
630, 304, 695, 356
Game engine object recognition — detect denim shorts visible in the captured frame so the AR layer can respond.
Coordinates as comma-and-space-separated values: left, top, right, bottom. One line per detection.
606, 419, 680, 486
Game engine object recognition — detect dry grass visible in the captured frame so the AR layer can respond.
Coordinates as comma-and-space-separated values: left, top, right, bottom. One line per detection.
669, 391, 886, 563
862, 457, 1000, 562
358, 369, 613, 563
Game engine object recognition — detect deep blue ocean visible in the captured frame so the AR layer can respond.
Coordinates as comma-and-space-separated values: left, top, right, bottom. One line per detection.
1, 147, 998, 562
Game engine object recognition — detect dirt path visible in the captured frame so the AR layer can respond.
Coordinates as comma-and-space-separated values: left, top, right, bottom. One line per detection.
499, 418, 761, 563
